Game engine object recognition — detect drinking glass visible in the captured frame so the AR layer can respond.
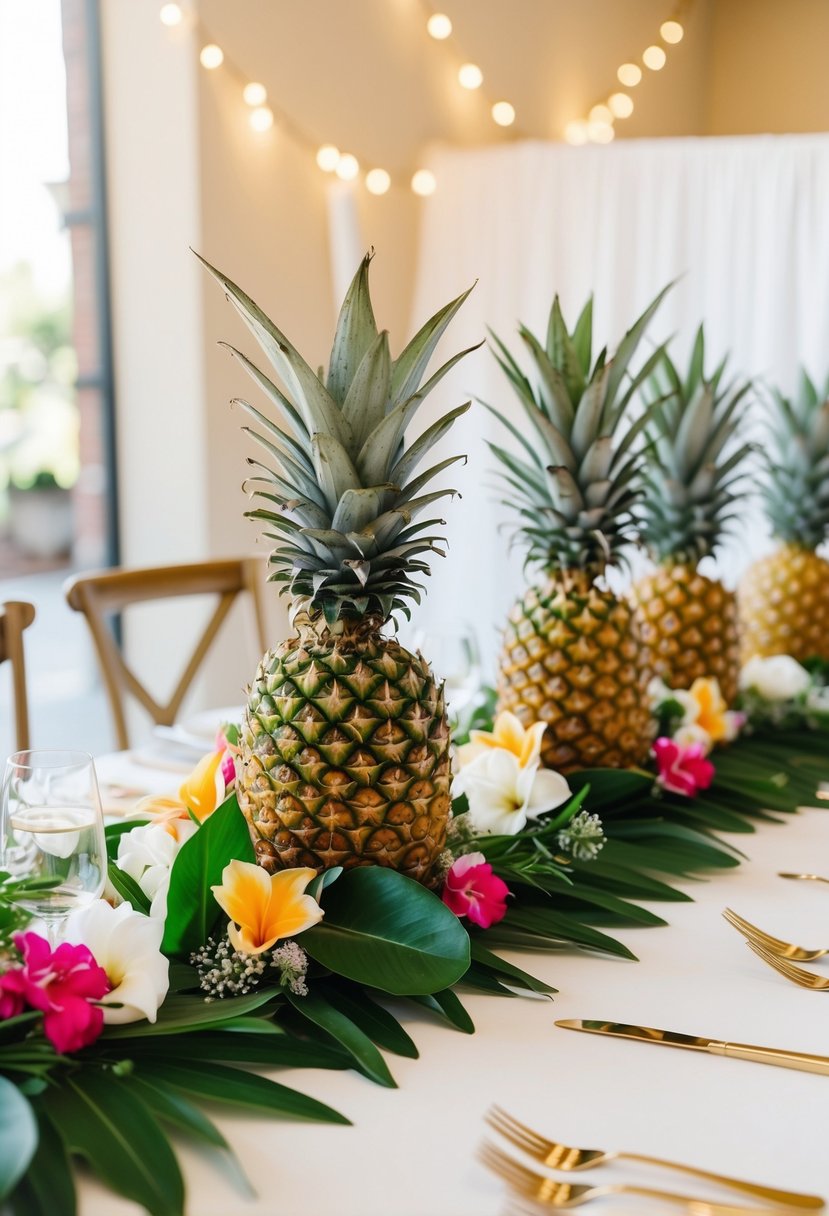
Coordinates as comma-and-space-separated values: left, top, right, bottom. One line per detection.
1, 750, 107, 943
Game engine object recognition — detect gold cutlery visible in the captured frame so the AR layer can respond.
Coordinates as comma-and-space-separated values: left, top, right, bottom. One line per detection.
555, 1018, 829, 1076
723, 908, 829, 961
778, 872, 829, 885
746, 940, 829, 991
478, 1140, 797, 1213
485, 1106, 822, 1209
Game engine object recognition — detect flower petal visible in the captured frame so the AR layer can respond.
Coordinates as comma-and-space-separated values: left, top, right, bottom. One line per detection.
179, 750, 226, 821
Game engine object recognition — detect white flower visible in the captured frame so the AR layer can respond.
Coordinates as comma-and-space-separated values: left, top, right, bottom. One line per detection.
673, 722, 714, 755
453, 747, 571, 835
117, 819, 198, 918
65, 899, 169, 1024
740, 654, 811, 702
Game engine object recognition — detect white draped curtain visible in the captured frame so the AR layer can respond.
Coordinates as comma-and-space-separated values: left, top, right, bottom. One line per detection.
404, 134, 829, 675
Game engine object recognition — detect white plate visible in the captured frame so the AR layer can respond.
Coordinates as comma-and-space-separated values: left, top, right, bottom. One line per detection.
150, 706, 244, 755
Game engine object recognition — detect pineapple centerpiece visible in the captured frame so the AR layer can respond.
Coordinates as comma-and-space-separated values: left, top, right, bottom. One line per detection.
199, 251, 478, 884
738, 369, 829, 662
630, 328, 753, 705
489, 288, 669, 772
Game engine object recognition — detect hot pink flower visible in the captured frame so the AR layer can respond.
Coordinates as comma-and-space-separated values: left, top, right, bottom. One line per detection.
10, 931, 110, 1053
653, 737, 715, 798
442, 852, 510, 929
0, 970, 25, 1020
220, 750, 236, 789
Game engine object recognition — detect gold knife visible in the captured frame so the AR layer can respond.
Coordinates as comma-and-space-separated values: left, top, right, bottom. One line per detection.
555, 1019, 829, 1076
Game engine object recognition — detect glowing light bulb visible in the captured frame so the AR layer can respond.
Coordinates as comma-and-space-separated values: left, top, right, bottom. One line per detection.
411, 169, 436, 196
243, 82, 267, 106
660, 20, 684, 44
589, 104, 613, 125
492, 101, 516, 127
366, 168, 391, 195
200, 44, 224, 69
458, 63, 483, 89
643, 45, 667, 70
159, 4, 183, 26
249, 106, 274, 132
336, 153, 359, 181
427, 13, 452, 39
564, 120, 588, 146
316, 144, 340, 172
588, 120, 614, 144
608, 92, 634, 119
617, 62, 642, 87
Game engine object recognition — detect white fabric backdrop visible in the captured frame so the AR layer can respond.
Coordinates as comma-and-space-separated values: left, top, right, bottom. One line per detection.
403, 134, 829, 676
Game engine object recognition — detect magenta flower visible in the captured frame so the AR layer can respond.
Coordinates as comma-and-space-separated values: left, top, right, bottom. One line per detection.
9, 931, 110, 1053
0, 971, 25, 1020
442, 852, 510, 929
652, 737, 715, 798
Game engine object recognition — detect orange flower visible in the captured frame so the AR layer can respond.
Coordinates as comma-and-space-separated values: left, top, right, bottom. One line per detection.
211, 860, 323, 954
135, 748, 228, 830
458, 711, 546, 771
688, 678, 729, 743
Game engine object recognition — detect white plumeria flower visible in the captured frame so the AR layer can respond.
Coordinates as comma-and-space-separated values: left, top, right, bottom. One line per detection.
453, 747, 571, 835
740, 654, 811, 702
673, 722, 715, 755
117, 819, 198, 918
65, 899, 169, 1024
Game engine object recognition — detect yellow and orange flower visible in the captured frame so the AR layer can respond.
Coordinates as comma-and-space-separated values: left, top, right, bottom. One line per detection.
211, 859, 323, 954
686, 677, 731, 743
457, 711, 546, 771
137, 748, 229, 831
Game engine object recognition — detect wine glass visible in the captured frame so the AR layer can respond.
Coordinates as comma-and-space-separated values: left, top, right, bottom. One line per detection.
1, 750, 107, 944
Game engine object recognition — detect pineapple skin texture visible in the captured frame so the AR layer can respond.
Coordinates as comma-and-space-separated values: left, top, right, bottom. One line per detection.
738, 545, 829, 662
238, 628, 451, 886
631, 565, 741, 705
497, 575, 654, 772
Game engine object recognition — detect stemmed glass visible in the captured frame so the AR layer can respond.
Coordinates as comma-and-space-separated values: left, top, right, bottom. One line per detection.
1, 750, 107, 944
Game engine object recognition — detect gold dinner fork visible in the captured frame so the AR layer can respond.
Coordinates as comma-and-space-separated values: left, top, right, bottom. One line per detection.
485, 1106, 823, 1209
478, 1141, 802, 1214
722, 908, 829, 961
746, 939, 829, 991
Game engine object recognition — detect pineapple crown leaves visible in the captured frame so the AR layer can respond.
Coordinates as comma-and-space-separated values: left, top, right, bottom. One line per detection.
484, 283, 672, 576
197, 248, 479, 626
761, 366, 829, 549
638, 324, 755, 565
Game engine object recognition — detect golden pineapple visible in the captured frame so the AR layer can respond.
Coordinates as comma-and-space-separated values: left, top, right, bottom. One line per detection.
631, 328, 752, 704
488, 289, 670, 771
200, 251, 476, 883
739, 370, 829, 661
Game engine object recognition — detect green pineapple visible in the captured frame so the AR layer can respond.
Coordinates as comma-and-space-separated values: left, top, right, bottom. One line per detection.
199, 250, 477, 883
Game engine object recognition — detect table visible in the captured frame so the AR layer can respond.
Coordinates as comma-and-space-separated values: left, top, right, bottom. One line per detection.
84, 750, 829, 1215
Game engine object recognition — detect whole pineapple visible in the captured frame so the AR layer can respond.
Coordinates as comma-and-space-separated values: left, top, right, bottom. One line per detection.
489, 288, 669, 772
199, 251, 477, 883
738, 369, 829, 661
630, 328, 753, 704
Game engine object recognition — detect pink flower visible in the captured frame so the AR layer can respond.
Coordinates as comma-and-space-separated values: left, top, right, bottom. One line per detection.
0, 970, 26, 1020
442, 852, 510, 929
10, 931, 110, 1053
652, 737, 715, 798
220, 750, 236, 789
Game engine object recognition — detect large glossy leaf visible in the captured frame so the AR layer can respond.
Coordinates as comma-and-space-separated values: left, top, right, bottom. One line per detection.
0, 1078, 37, 1200
102, 989, 278, 1038
284, 991, 396, 1087
47, 1072, 184, 1216
162, 793, 254, 957
123, 1031, 349, 1070
8, 1109, 75, 1216
411, 988, 474, 1033
317, 982, 419, 1058
302, 867, 470, 995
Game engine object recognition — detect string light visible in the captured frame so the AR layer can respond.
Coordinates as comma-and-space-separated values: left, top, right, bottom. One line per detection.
316, 144, 340, 172
564, 120, 588, 146
365, 168, 391, 195
617, 62, 642, 87
335, 153, 360, 181
243, 81, 267, 106
589, 103, 612, 125
411, 169, 436, 196
458, 63, 483, 90
159, 4, 183, 26
588, 121, 614, 144
608, 92, 634, 119
249, 106, 274, 132
426, 12, 452, 39
199, 43, 224, 69
660, 20, 684, 43
643, 44, 667, 70
491, 101, 515, 127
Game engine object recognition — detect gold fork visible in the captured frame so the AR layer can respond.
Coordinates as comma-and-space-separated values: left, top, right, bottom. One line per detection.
485, 1107, 823, 1209
746, 939, 829, 991
779, 872, 829, 885
722, 908, 829, 961
478, 1141, 803, 1213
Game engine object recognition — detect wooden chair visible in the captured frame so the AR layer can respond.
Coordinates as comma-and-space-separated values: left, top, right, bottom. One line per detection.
64, 558, 268, 749
0, 601, 36, 751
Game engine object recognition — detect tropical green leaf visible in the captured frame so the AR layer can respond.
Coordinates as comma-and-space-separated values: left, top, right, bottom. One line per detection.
102, 989, 279, 1038
284, 991, 397, 1087
468, 941, 556, 995
117, 1031, 349, 1071
318, 982, 419, 1058
411, 988, 474, 1033
107, 861, 151, 914
8, 1108, 75, 1216
302, 867, 470, 995
0, 1078, 37, 1200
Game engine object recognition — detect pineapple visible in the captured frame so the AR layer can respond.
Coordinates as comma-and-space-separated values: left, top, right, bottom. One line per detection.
199, 250, 477, 883
630, 327, 753, 705
738, 369, 829, 662
489, 288, 669, 772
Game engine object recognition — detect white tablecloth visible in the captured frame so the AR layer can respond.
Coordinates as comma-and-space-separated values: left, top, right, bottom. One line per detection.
85, 751, 829, 1215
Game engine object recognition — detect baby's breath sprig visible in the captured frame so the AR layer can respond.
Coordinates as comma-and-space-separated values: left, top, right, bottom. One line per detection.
556, 810, 606, 862
270, 940, 310, 996
191, 935, 268, 1001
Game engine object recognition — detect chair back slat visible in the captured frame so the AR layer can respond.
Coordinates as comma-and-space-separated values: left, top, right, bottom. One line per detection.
0, 601, 36, 750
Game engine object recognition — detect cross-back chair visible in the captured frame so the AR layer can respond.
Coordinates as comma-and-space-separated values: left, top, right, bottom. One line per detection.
64, 558, 267, 749
0, 600, 36, 751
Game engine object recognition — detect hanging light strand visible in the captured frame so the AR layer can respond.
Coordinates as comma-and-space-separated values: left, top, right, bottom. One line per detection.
419, 2, 520, 134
